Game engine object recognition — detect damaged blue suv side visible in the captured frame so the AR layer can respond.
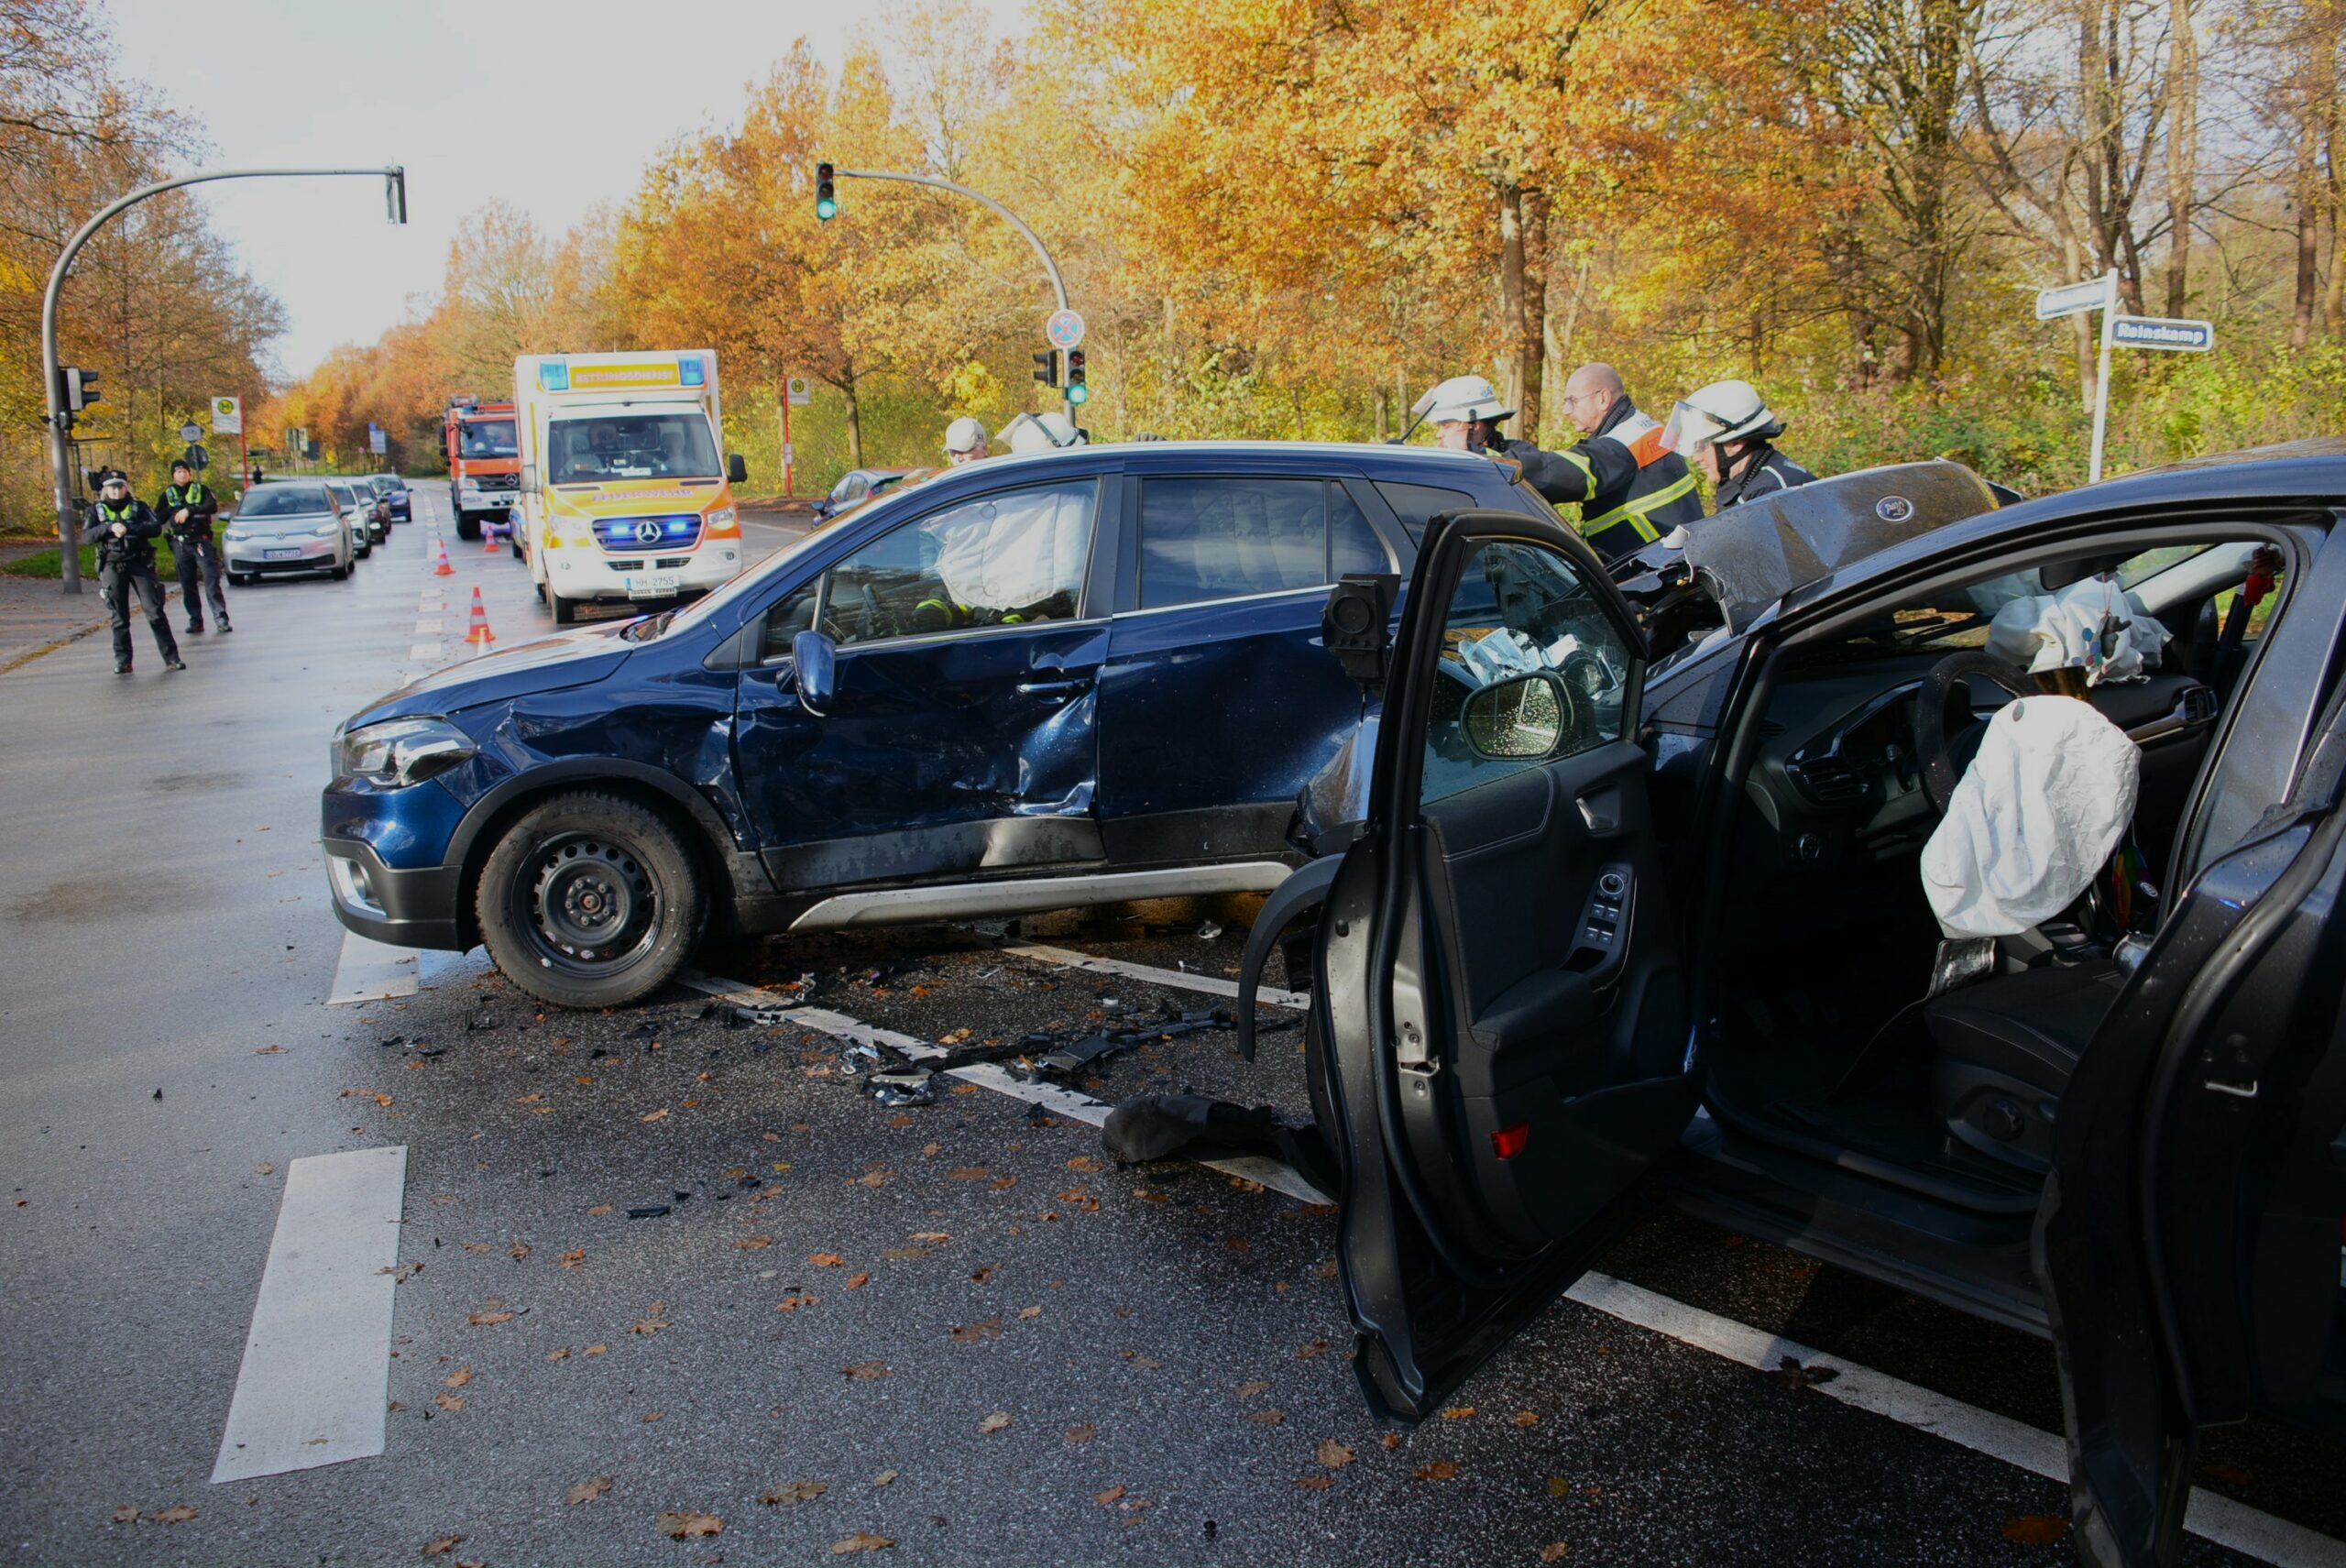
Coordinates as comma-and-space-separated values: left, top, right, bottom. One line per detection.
322, 441, 1557, 1008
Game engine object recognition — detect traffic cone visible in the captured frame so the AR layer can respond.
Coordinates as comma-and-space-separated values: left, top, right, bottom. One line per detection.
432, 537, 454, 576
464, 585, 495, 645
482, 516, 500, 552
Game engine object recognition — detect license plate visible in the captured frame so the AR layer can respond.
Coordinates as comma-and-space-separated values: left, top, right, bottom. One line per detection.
265, 547, 301, 560
627, 572, 683, 597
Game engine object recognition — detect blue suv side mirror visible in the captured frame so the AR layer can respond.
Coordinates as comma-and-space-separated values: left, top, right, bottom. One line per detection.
792, 629, 837, 716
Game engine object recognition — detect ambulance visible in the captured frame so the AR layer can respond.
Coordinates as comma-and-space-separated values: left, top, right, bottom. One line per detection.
512, 350, 748, 625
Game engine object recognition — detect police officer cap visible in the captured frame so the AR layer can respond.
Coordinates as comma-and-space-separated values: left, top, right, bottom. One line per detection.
170, 456, 193, 472
96, 466, 128, 485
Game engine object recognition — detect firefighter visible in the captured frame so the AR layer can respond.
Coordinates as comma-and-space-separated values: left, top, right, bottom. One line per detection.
159, 457, 230, 634
82, 468, 182, 674
1661, 380, 1817, 510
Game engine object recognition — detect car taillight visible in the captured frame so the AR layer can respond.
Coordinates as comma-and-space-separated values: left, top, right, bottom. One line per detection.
1491, 1123, 1530, 1161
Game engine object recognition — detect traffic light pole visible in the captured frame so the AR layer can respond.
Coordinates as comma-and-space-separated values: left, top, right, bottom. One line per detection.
41, 164, 407, 592
830, 168, 1078, 422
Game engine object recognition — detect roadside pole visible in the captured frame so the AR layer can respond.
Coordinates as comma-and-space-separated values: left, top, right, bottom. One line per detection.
2037, 270, 2218, 483
42, 165, 407, 592
823, 168, 1079, 424
2087, 274, 2117, 484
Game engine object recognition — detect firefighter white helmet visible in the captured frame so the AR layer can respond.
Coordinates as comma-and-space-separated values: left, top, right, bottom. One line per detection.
1003, 411, 1086, 455
1412, 374, 1516, 427
1660, 379, 1784, 454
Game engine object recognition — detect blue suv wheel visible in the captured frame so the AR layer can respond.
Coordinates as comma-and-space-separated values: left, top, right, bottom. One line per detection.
475, 793, 707, 1008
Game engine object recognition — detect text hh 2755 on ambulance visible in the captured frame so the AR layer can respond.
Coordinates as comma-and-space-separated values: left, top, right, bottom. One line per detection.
512, 351, 750, 626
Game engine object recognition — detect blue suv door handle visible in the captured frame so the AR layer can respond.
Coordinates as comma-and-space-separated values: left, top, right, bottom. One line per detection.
1015, 675, 1092, 698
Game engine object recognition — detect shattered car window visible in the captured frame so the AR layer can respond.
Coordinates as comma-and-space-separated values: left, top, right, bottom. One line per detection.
1421, 540, 1630, 806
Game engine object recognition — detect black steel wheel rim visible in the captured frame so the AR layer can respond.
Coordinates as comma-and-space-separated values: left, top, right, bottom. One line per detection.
513, 832, 662, 977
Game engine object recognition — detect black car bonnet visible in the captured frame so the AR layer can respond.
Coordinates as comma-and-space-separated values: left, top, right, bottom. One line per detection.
1683, 459, 1999, 633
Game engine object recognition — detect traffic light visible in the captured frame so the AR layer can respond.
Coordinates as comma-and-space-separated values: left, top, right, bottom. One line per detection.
1065, 350, 1089, 406
816, 161, 837, 222
1032, 349, 1058, 389
59, 366, 99, 413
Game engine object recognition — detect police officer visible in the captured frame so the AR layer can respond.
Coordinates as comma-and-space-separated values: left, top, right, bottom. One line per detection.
82, 468, 182, 674
1661, 380, 1817, 510
159, 457, 230, 634
942, 416, 990, 465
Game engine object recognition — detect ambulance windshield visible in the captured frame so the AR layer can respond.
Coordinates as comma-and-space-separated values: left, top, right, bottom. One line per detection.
547, 413, 719, 483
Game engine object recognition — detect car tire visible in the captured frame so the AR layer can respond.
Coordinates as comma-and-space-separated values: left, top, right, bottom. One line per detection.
533, 581, 546, 605
552, 593, 578, 626
455, 513, 481, 542
476, 792, 707, 1010
228, 572, 247, 587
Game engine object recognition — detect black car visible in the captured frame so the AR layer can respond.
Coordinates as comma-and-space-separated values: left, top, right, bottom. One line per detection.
1275, 443, 2346, 1567
367, 474, 412, 523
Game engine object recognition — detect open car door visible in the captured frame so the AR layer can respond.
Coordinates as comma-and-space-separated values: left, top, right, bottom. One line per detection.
1321, 509, 1701, 1420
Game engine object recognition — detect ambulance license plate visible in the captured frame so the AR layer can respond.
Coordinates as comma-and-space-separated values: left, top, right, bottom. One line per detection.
627, 573, 682, 597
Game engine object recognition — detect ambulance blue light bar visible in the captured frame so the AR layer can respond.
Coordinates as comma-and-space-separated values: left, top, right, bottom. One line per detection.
540, 359, 570, 392
680, 356, 707, 388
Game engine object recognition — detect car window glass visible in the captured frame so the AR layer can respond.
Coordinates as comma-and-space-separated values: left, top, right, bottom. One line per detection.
1372, 481, 1476, 545
1138, 477, 1334, 609
777, 479, 1097, 651
1331, 486, 1391, 577
238, 487, 329, 517
1421, 540, 1631, 806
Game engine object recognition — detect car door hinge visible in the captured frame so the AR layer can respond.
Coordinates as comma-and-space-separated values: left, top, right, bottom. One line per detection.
1396, 1017, 1432, 1071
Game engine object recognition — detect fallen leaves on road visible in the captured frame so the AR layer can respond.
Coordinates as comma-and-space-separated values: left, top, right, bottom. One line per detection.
142, 1505, 198, 1524
1440, 1406, 1475, 1420
2001, 1517, 2071, 1544
1296, 1340, 1330, 1359
1249, 1409, 1285, 1425
1772, 1355, 1840, 1390
509, 1241, 532, 1260
641, 1410, 663, 1423
254, 1162, 274, 1176
546, 1347, 570, 1362
776, 1291, 819, 1313
556, 1249, 586, 1270
978, 1411, 1013, 1433
422, 1535, 463, 1556
735, 1236, 773, 1251
630, 1301, 672, 1335
831, 1532, 893, 1554
1293, 1475, 1335, 1491
970, 1263, 997, 1284
811, 1252, 845, 1267
1236, 1381, 1272, 1398
584, 1342, 608, 1355
1415, 1461, 1459, 1481
842, 1361, 891, 1380
844, 1272, 871, 1289
950, 1319, 1002, 1344
444, 1367, 472, 1389
466, 1311, 512, 1327
381, 1262, 422, 1283
434, 1393, 465, 1413
462, 1243, 494, 1254
872, 1469, 899, 1487
1066, 1156, 1101, 1172
1018, 1305, 1041, 1320
1541, 1543, 1570, 1563
1066, 1423, 1097, 1443
948, 1166, 988, 1180
656, 1510, 721, 1539
759, 1481, 828, 1506
1094, 1486, 1126, 1507
255, 1044, 284, 1055
587, 1203, 613, 1217
109, 1506, 138, 1524
565, 1476, 611, 1505
641, 1108, 669, 1123
1315, 1440, 1355, 1469
1513, 1409, 1540, 1427
1381, 1433, 1402, 1451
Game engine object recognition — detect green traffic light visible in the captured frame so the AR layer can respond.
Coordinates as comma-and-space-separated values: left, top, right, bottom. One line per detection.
816, 197, 837, 221
1066, 382, 1091, 405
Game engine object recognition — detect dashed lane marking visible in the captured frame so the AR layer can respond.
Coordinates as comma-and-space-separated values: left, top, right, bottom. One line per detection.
210, 1146, 407, 1484
1565, 1272, 2345, 1566
1002, 940, 1309, 1010
678, 972, 1327, 1203
408, 643, 441, 662
326, 930, 420, 1005
411, 619, 442, 634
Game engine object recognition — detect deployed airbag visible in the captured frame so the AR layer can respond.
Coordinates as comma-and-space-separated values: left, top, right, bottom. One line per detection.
1983, 577, 2169, 684
1922, 696, 2140, 938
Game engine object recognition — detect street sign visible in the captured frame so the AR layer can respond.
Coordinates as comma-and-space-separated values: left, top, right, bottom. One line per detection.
1045, 309, 1086, 350
179, 422, 203, 443
2034, 278, 2112, 321
210, 395, 242, 434
782, 442, 795, 466
2110, 314, 2215, 352
786, 377, 811, 406
367, 422, 388, 455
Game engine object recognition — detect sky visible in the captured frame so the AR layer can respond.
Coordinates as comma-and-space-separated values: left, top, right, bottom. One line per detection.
106, 0, 1024, 381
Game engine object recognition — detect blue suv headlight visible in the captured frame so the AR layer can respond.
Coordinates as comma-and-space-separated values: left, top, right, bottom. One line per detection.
337, 717, 475, 787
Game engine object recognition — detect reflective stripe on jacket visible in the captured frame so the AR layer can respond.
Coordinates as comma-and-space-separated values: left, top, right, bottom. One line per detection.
1506, 400, 1705, 560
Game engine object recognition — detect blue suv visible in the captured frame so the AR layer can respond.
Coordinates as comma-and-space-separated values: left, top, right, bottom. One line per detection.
322, 441, 1558, 1007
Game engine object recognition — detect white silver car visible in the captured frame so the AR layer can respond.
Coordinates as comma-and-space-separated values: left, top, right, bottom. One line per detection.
223, 482, 356, 584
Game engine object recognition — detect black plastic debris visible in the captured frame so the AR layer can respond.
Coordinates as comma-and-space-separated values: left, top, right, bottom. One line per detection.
626, 1205, 671, 1220
464, 1003, 496, 1033
378, 1036, 407, 1049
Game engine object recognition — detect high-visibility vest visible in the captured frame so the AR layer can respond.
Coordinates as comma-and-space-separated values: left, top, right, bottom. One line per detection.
1575, 410, 1703, 554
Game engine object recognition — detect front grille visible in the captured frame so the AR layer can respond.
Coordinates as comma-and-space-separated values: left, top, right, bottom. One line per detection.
608, 555, 696, 574
473, 473, 520, 492
592, 513, 702, 553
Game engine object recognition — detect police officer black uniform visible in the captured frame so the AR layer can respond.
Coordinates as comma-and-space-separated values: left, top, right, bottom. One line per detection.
82, 467, 183, 674
159, 458, 231, 634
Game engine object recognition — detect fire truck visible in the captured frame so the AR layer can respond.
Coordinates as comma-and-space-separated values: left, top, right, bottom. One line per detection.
444, 395, 521, 542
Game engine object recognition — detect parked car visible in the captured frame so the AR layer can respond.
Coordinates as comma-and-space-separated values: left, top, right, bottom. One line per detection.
367, 474, 412, 523
222, 482, 356, 583
811, 467, 922, 521
321, 441, 1554, 1008
1270, 442, 2346, 1568
326, 478, 384, 554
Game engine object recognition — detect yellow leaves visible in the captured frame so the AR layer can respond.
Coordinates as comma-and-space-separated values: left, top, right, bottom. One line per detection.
810, 1252, 846, 1267
433, 1392, 466, 1413
556, 1249, 586, 1270
641, 1108, 669, 1123
656, 1510, 722, 1539
444, 1366, 472, 1389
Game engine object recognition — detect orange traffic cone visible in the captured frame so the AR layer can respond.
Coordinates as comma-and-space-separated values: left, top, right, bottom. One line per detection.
464, 585, 495, 645
482, 516, 500, 552
432, 537, 454, 576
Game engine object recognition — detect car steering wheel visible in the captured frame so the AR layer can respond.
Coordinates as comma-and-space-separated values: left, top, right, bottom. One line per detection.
1913, 651, 2036, 814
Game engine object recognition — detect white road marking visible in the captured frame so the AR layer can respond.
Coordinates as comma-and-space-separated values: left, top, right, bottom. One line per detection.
1003, 940, 1309, 1010
210, 1146, 408, 1484
327, 930, 420, 1005
1565, 1272, 2344, 1566
408, 643, 441, 662
680, 973, 1330, 1203
411, 619, 441, 634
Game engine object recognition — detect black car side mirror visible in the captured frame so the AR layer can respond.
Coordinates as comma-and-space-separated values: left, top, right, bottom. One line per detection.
792, 629, 837, 717
728, 453, 749, 485
1460, 671, 1571, 760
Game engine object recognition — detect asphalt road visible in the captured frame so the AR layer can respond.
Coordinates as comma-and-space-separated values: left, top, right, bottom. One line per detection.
1, 486, 2340, 1567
